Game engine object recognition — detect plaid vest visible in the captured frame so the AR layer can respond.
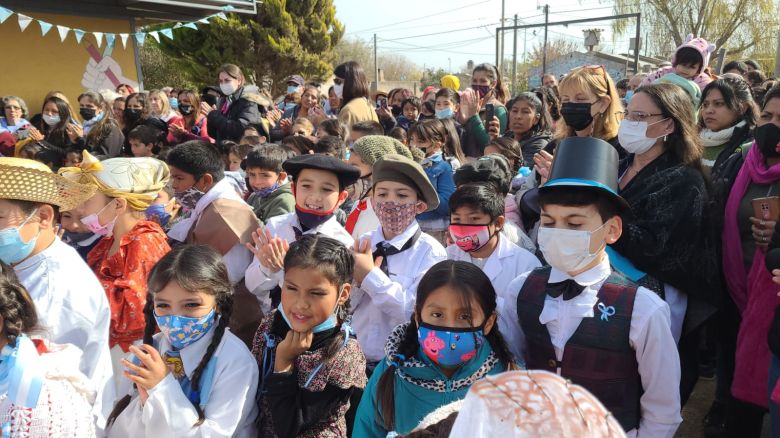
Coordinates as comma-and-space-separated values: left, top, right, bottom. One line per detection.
517, 267, 642, 432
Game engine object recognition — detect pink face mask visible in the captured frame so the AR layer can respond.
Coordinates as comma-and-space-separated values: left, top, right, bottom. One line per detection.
449, 224, 494, 253
80, 201, 117, 237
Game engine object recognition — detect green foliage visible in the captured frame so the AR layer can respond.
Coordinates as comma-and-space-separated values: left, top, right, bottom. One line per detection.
334, 37, 422, 81
419, 67, 450, 88
139, 42, 198, 90
147, 0, 343, 94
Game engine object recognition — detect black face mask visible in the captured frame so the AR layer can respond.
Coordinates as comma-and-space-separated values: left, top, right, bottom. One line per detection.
202, 94, 218, 107
560, 102, 594, 131
755, 123, 780, 158
124, 108, 142, 123
391, 105, 402, 117
179, 104, 194, 116
79, 108, 97, 121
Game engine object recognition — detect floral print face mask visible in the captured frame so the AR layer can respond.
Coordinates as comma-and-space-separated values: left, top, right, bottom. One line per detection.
375, 201, 419, 235
154, 308, 217, 350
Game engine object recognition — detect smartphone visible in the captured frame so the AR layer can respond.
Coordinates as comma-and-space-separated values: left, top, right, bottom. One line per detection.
381, 99, 388, 109
484, 103, 495, 125
752, 196, 780, 222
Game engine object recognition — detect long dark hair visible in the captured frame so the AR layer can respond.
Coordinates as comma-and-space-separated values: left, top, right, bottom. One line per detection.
636, 83, 703, 171
334, 61, 370, 105
698, 76, 758, 129
409, 119, 465, 164
473, 63, 508, 104
106, 245, 234, 428
0, 262, 39, 346
41, 96, 72, 148
374, 260, 514, 431
281, 234, 355, 362
78, 91, 119, 149
507, 91, 552, 137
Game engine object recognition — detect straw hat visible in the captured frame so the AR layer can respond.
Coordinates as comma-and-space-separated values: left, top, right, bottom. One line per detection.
0, 157, 96, 211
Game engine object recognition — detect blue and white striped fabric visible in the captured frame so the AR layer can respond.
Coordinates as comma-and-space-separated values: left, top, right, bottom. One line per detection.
0, 334, 44, 409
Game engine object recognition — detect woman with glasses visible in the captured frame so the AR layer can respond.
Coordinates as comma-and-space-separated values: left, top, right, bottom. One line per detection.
0, 96, 30, 139
611, 83, 717, 406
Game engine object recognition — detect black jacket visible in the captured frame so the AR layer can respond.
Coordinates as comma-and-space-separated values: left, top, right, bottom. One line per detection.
207, 87, 261, 144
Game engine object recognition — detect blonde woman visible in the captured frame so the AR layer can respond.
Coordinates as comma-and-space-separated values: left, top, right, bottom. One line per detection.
148, 89, 182, 125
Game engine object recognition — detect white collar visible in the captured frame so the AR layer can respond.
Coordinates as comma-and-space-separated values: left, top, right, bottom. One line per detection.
14, 237, 59, 271
158, 322, 218, 378
547, 256, 611, 287
373, 221, 420, 250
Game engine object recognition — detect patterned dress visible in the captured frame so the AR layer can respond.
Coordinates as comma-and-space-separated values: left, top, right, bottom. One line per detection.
87, 220, 170, 351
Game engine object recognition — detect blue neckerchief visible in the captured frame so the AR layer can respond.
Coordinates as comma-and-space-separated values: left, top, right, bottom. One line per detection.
605, 246, 646, 282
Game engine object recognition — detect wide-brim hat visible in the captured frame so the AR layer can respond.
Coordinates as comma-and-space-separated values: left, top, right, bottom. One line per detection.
282, 153, 361, 189
540, 136, 630, 213
373, 154, 439, 212
0, 157, 96, 211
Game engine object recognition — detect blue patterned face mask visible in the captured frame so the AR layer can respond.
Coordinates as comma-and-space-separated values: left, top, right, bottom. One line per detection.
253, 181, 280, 199
154, 308, 217, 350
144, 203, 172, 227
417, 321, 485, 368
277, 302, 338, 333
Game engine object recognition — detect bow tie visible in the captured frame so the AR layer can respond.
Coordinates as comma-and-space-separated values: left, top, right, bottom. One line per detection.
547, 279, 586, 301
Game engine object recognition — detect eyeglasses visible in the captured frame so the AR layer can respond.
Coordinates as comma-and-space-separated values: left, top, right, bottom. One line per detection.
623, 111, 664, 122
4, 106, 21, 111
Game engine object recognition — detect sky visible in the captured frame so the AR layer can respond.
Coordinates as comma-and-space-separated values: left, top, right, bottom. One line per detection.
332, 0, 639, 72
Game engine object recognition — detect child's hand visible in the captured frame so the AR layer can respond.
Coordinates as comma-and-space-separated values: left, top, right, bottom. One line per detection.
122, 345, 169, 400
487, 116, 501, 140
353, 238, 382, 284
280, 118, 293, 136
533, 150, 554, 185
247, 226, 289, 273
274, 329, 313, 372
750, 217, 776, 247
307, 106, 327, 125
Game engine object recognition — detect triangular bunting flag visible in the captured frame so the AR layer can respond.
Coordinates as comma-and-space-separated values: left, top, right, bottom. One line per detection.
105, 33, 115, 48
73, 29, 86, 43
223, 5, 235, 11
216, 12, 227, 20
134, 32, 145, 47
183, 22, 198, 30
93, 31, 104, 48
56, 25, 70, 42
39, 20, 53, 36
119, 33, 129, 48
198, 17, 210, 24
149, 31, 160, 43
0, 6, 13, 23
17, 14, 32, 32
160, 28, 173, 39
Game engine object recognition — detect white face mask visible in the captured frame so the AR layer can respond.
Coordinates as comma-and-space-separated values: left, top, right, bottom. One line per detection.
537, 223, 607, 274
220, 82, 237, 96
333, 83, 344, 99
42, 114, 60, 126
618, 118, 668, 155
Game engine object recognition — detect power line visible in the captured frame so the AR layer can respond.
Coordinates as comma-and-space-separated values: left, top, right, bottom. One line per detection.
345, 0, 493, 35
378, 22, 501, 42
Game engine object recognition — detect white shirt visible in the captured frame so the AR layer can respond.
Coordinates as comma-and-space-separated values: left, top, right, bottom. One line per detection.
349, 198, 380, 241
447, 233, 541, 361
108, 328, 259, 438
245, 212, 354, 312
351, 222, 447, 363
14, 238, 115, 433
506, 258, 682, 438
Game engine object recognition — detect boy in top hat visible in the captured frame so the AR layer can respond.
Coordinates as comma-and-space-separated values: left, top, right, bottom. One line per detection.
0, 157, 115, 430
245, 154, 359, 312
351, 154, 447, 367
507, 137, 682, 437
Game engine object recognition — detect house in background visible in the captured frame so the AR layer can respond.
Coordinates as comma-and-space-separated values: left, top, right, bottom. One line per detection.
528, 51, 665, 89
0, 0, 255, 113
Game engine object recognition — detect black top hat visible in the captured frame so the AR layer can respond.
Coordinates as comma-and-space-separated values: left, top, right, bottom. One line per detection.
540, 136, 630, 212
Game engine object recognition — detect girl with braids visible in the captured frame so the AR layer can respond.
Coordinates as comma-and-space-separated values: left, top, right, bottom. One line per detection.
106, 245, 259, 437
252, 234, 366, 438
0, 262, 96, 436
353, 260, 513, 437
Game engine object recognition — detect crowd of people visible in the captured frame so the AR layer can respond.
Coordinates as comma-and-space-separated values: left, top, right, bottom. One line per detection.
0, 32, 779, 437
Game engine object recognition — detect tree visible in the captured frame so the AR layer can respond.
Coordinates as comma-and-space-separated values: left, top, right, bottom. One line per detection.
419, 67, 450, 88
612, 0, 778, 59
527, 39, 582, 68
334, 37, 422, 82
150, 0, 343, 95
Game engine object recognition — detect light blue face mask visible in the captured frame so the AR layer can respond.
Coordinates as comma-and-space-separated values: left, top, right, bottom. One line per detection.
435, 107, 454, 119
154, 308, 217, 350
169, 97, 179, 110
0, 210, 39, 265
287, 85, 300, 95
625, 90, 634, 102
277, 301, 338, 333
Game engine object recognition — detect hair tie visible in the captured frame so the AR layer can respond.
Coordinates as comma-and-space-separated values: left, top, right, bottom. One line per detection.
389, 354, 406, 368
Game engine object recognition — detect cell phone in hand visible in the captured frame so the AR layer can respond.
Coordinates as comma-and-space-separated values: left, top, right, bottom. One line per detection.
484, 103, 495, 125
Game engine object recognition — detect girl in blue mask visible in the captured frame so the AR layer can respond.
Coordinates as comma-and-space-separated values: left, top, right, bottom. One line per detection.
353, 260, 515, 437
252, 234, 366, 438
106, 245, 260, 437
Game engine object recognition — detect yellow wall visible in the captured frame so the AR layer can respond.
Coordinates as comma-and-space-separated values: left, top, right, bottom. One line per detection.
0, 13, 139, 116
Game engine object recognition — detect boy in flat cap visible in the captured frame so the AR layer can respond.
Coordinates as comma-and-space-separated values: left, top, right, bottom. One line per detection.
245, 154, 359, 312
351, 154, 447, 368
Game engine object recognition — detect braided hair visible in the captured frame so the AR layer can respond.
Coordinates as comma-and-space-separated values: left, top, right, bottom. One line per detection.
106, 244, 233, 428
0, 262, 39, 346
375, 260, 515, 431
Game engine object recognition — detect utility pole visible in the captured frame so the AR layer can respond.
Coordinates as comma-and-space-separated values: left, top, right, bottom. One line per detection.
500, 0, 505, 71
373, 33, 378, 89
512, 14, 518, 95
775, 27, 780, 78
542, 4, 549, 76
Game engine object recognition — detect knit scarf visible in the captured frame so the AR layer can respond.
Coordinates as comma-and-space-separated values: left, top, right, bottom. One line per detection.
700, 121, 746, 148
722, 142, 780, 312
82, 111, 105, 135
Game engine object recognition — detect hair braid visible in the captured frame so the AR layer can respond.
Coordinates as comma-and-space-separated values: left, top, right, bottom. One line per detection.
189, 296, 232, 426
377, 318, 420, 431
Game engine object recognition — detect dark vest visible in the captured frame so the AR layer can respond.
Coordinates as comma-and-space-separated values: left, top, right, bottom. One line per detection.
517, 267, 642, 431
